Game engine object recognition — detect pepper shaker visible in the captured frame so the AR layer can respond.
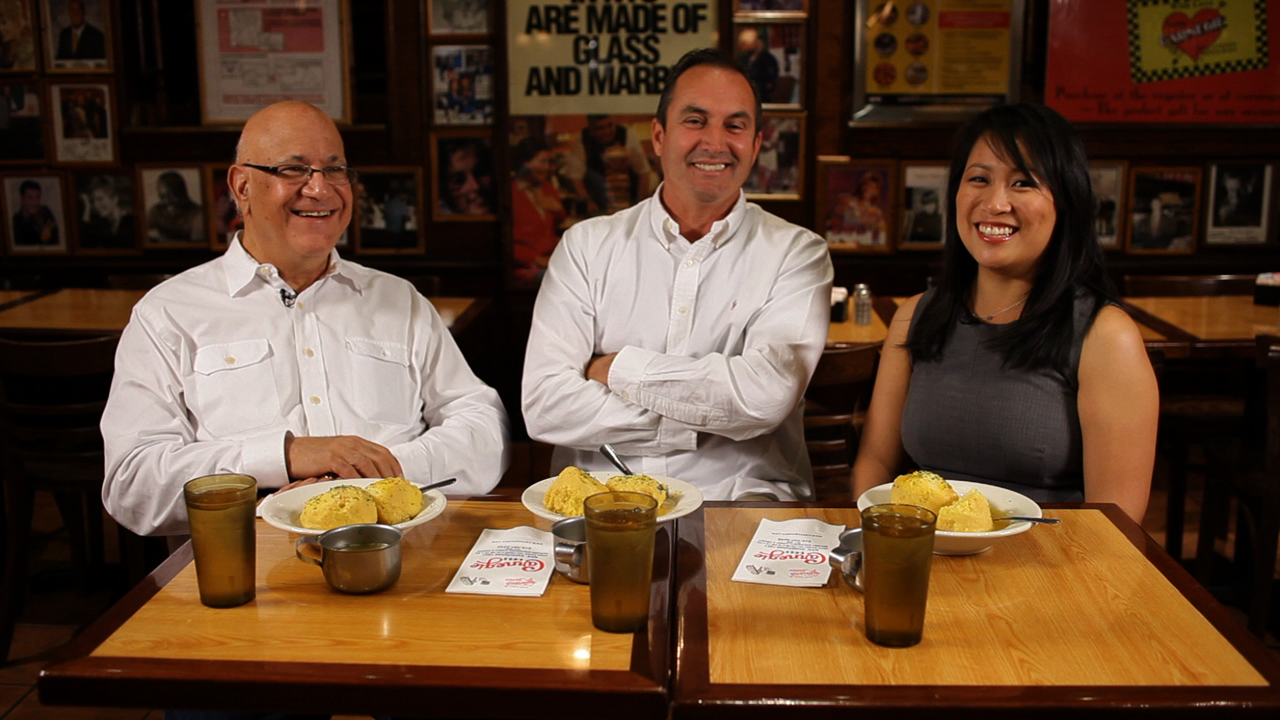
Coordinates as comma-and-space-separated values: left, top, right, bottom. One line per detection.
854, 283, 872, 325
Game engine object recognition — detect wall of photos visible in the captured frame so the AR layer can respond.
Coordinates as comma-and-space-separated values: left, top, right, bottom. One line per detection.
0, 0, 1277, 297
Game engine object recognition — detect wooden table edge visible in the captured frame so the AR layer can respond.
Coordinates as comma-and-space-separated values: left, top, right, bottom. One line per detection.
37, 495, 674, 719
669, 501, 1280, 717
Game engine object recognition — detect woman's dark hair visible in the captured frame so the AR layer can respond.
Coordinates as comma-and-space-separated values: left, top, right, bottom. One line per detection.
906, 102, 1116, 374
512, 135, 550, 171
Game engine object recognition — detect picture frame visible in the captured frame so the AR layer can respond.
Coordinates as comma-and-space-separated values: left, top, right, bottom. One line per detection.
743, 111, 804, 200
897, 161, 948, 250
41, 0, 111, 73
205, 164, 240, 251
195, 0, 351, 124
1088, 160, 1127, 250
2, 172, 69, 254
0, 80, 47, 163
0, 0, 39, 73
852, 0, 1025, 125
431, 45, 494, 125
70, 169, 138, 253
815, 156, 896, 253
49, 80, 115, 165
138, 165, 208, 248
734, 0, 808, 19
429, 0, 490, 36
431, 129, 497, 221
354, 166, 425, 254
732, 19, 804, 108
1126, 167, 1201, 255
1204, 162, 1272, 246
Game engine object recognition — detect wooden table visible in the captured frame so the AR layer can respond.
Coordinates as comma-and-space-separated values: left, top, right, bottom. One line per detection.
39, 500, 673, 718
671, 503, 1280, 718
1123, 295, 1278, 358
826, 296, 901, 347
0, 288, 482, 336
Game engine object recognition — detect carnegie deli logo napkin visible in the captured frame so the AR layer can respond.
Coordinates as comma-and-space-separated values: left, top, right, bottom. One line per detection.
731, 517, 846, 588
446, 526, 555, 596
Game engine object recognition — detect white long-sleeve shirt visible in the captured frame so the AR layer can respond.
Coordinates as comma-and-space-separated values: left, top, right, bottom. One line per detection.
102, 236, 509, 536
521, 190, 833, 500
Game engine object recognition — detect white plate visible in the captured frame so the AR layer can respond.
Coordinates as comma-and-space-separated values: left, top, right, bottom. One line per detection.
856, 480, 1043, 556
258, 478, 448, 535
521, 471, 704, 524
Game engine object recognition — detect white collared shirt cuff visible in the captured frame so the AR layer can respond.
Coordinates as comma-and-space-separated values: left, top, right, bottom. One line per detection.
242, 431, 291, 489
607, 345, 653, 403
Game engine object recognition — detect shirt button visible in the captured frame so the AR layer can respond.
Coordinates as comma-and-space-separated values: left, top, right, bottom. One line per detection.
224, 356, 235, 365
304, 348, 314, 357
678, 306, 688, 314
296, 302, 305, 309
686, 260, 694, 267
621, 391, 630, 399
310, 396, 321, 405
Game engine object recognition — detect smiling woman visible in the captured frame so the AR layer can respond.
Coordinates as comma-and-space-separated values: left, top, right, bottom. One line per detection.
852, 102, 1159, 526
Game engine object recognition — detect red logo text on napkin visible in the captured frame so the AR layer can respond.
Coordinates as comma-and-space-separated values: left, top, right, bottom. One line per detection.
471, 558, 547, 572
753, 550, 827, 564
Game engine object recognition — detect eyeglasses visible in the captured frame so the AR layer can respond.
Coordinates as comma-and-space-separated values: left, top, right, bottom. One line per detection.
242, 163, 358, 185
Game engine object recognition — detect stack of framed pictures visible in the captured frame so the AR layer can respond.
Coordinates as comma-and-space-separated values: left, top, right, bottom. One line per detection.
734, 1, 808, 200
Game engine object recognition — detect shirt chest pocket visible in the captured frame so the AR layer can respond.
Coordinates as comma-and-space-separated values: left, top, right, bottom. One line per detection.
192, 339, 280, 437
345, 337, 416, 426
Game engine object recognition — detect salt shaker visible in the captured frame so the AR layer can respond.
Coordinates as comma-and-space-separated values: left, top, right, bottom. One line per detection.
854, 284, 872, 325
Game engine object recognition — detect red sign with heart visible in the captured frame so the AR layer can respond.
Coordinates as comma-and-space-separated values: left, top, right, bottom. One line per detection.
1162, 8, 1227, 61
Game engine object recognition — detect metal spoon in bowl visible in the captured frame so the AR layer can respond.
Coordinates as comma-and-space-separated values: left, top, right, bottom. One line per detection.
599, 444, 634, 475
420, 477, 456, 496
1004, 516, 1060, 524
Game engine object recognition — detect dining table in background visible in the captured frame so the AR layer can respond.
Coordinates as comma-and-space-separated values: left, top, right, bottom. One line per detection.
671, 502, 1280, 718
826, 295, 901, 347
39, 499, 673, 719
1123, 295, 1278, 359
0, 288, 484, 337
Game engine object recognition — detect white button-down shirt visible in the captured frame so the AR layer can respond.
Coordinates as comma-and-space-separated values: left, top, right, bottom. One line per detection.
102, 236, 509, 535
522, 190, 833, 500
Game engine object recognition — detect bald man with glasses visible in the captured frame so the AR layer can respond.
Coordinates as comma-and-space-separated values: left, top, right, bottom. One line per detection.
102, 101, 509, 541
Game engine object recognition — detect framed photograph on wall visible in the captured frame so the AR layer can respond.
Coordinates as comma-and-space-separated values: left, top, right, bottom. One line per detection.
432, 130, 496, 221
41, 0, 111, 73
70, 169, 137, 252
196, 0, 351, 124
355, 166, 425, 253
734, 0, 808, 18
0, 81, 47, 163
0, 0, 39, 73
1126, 167, 1201, 255
743, 111, 803, 199
429, 0, 490, 36
732, 20, 804, 108
138, 166, 207, 247
1088, 161, 1127, 250
50, 81, 115, 164
2, 172, 69, 254
898, 161, 948, 250
1205, 162, 1272, 245
815, 156, 896, 253
431, 45, 494, 125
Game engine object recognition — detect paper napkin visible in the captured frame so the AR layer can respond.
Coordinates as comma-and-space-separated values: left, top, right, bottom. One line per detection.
731, 517, 846, 588
446, 526, 556, 596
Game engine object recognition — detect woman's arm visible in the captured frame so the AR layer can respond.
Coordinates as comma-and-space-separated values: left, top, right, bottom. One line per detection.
1077, 304, 1160, 525
851, 294, 921, 497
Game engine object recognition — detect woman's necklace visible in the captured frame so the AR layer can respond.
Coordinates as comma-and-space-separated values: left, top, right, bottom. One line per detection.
976, 296, 1026, 321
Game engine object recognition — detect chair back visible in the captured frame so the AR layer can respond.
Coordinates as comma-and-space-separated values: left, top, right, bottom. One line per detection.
1123, 274, 1255, 297
803, 344, 880, 501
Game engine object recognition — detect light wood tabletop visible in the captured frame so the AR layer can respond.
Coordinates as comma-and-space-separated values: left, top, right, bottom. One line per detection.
1123, 295, 1278, 358
0, 288, 480, 336
39, 499, 673, 718
0, 289, 41, 309
671, 503, 1280, 718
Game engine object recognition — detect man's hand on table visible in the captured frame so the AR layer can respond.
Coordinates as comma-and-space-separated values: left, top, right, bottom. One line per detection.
284, 434, 403, 486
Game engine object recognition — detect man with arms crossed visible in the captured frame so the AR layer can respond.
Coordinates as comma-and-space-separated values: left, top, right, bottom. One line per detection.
103, 100, 508, 538
522, 49, 832, 501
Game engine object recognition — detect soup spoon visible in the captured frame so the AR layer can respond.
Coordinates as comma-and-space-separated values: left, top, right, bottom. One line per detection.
599, 444, 634, 475
420, 477, 456, 495
1003, 516, 1059, 524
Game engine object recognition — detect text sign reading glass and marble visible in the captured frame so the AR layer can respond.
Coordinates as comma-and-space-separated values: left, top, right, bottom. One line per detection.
507, 0, 718, 115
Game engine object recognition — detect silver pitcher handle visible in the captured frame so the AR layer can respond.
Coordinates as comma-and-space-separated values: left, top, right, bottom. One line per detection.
828, 527, 864, 591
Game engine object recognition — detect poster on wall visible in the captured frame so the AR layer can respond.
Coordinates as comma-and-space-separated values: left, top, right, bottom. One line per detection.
506, 0, 717, 115
1046, 0, 1280, 124
196, 0, 350, 124
852, 0, 1025, 124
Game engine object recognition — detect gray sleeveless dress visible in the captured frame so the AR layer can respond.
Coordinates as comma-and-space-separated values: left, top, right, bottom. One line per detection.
900, 288, 1098, 504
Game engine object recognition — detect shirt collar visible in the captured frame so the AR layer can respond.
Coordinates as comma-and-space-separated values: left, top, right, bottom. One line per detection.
648, 184, 748, 249
223, 231, 362, 297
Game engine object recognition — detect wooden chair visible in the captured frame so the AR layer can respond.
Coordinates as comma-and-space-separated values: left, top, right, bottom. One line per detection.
0, 335, 118, 662
804, 344, 880, 502
1123, 274, 1253, 561
1196, 334, 1280, 637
